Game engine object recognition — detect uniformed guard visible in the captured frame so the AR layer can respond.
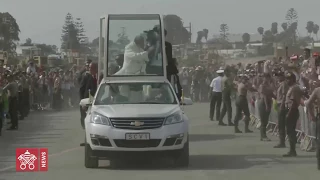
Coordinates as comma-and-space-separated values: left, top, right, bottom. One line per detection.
234, 75, 255, 133
258, 73, 275, 141
304, 87, 320, 170
209, 68, 224, 122
274, 71, 289, 148
3, 74, 19, 130
283, 72, 303, 157
219, 67, 234, 126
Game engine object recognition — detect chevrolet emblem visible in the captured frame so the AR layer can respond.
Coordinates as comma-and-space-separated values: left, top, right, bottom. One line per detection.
131, 121, 144, 126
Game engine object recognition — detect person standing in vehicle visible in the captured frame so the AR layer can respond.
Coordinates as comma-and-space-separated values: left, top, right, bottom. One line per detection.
303, 86, 320, 170
274, 72, 289, 148
3, 75, 19, 130
209, 69, 223, 122
219, 67, 234, 126
283, 72, 303, 157
258, 73, 275, 141
234, 75, 255, 133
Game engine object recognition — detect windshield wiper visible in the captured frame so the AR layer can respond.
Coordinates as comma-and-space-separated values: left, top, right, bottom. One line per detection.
138, 102, 162, 104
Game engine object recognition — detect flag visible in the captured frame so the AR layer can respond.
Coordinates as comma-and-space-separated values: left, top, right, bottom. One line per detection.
88, 89, 93, 103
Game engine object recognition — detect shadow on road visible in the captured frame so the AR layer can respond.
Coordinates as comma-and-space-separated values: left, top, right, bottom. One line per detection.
98, 154, 315, 171
189, 134, 235, 142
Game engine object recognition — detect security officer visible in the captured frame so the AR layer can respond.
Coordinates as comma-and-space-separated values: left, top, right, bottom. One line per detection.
283, 72, 303, 157
274, 71, 289, 148
219, 67, 234, 126
3, 74, 19, 130
234, 75, 255, 133
304, 87, 320, 170
258, 73, 275, 141
209, 68, 223, 122
21, 71, 30, 117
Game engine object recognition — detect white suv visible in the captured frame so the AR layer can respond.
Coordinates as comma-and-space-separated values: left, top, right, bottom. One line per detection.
82, 79, 189, 168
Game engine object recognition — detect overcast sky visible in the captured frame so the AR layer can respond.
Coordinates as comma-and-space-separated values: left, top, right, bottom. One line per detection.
1, 0, 319, 46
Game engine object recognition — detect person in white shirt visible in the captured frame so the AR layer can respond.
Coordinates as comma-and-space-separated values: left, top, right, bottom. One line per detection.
114, 35, 154, 75
209, 69, 224, 122
26, 61, 37, 77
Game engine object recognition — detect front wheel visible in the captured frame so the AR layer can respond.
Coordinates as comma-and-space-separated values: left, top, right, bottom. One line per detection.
84, 138, 99, 168
173, 141, 189, 168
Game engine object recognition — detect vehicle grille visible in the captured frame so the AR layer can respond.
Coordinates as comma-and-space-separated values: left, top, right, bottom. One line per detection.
114, 139, 161, 148
110, 117, 165, 130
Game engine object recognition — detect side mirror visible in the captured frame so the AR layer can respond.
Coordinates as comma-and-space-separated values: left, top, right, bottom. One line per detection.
79, 98, 92, 107
180, 97, 193, 105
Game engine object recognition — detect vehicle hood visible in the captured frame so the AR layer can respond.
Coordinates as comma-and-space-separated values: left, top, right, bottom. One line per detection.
91, 104, 181, 118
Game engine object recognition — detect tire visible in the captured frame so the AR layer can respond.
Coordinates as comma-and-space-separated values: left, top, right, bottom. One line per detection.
84, 139, 99, 168
173, 140, 189, 168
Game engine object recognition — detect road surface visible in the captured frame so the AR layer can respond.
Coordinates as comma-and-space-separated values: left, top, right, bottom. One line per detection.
0, 103, 319, 180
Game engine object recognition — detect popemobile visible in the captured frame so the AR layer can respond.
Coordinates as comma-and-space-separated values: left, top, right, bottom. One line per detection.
80, 14, 191, 168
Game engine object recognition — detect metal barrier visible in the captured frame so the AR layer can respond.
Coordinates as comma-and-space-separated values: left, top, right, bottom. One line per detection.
248, 94, 317, 151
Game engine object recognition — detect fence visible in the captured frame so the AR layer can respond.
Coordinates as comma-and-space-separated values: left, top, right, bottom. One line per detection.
248, 92, 317, 151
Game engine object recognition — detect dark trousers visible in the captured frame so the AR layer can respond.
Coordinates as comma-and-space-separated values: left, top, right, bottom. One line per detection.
80, 106, 86, 129
9, 96, 18, 128
234, 95, 250, 128
316, 119, 320, 169
209, 92, 222, 120
146, 65, 162, 75
219, 92, 232, 123
278, 107, 286, 144
53, 89, 61, 110
0, 102, 3, 133
18, 92, 24, 119
258, 99, 271, 138
23, 88, 30, 116
285, 108, 299, 152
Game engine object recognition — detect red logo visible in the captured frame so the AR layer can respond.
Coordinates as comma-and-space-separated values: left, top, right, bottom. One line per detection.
16, 148, 48, 172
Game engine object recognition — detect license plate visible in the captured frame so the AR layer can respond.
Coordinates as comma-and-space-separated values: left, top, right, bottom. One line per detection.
125, 133, 150, 140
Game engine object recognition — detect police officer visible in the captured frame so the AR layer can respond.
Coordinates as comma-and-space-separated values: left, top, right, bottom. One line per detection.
234, 75, 255, 133
258, 73, 275, 141
304, 87, 320, 170
209, 68, 223, 122
3, 74, 19, 130
283, 72, 303, 157
219, 67, 234, 126
274, 71, 289, 148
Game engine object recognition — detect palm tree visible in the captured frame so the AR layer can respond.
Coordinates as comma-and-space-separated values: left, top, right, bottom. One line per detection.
306, 21, 314, 36
313, 24, 319, 41
257, 27, 264, 35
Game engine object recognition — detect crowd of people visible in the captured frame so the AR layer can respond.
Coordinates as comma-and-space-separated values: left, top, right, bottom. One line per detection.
206, 48, 320, 170
0, 60, 81, 135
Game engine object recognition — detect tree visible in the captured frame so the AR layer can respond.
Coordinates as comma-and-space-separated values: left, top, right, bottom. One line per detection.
36, 44, 57, 56
285, 8, 298, 26
262, 30, 274, 43
281, 23, 288, 31
242, 33, 250, 45
257, 27, 264, 35
61, 13, 80, 51
306, 21, 314, 36
202, 29, 208, 41
271, 22, 278, 35
25, 38, 32, 46
0, 12, 20, 57
196, 31, 204, 44
163, 15, 190, 44
313, 24, 319, 40
219, 24, 229, 41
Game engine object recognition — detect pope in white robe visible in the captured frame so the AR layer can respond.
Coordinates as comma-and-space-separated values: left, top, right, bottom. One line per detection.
114, 35, 149, 75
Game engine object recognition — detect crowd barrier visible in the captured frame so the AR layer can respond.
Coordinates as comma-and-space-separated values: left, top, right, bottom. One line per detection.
248, 92, 317, 152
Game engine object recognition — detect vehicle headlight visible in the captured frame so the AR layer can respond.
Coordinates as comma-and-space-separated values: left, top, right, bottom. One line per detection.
164, 112, 183, 125
90, 112, 111, 126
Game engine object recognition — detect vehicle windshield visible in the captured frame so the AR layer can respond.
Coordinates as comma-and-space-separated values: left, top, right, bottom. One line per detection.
106, 14, 164, 77
94, 82, 177, 105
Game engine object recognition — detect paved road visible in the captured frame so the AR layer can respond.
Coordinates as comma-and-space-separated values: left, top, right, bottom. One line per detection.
0, 103, 319, 180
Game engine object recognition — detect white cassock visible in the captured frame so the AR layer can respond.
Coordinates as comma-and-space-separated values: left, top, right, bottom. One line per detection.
114, 42, 149, 75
